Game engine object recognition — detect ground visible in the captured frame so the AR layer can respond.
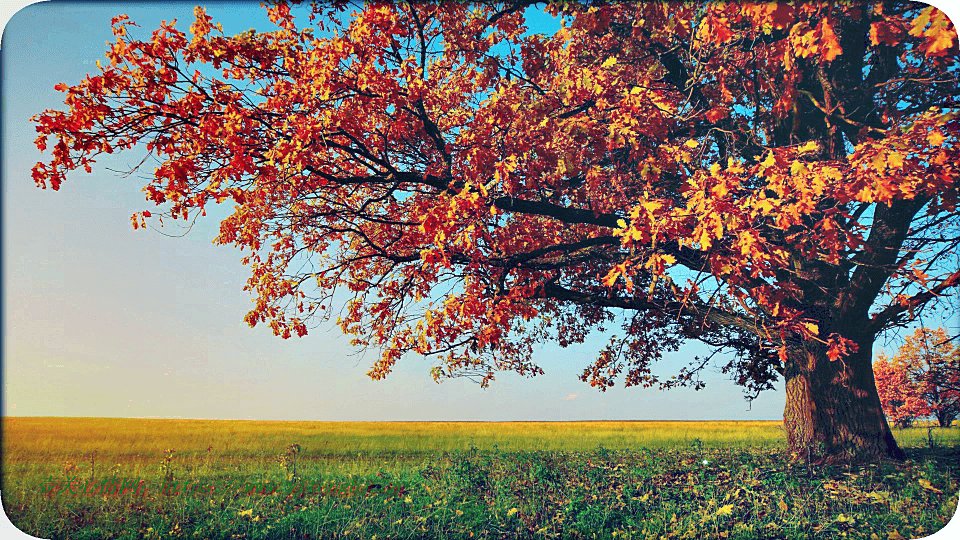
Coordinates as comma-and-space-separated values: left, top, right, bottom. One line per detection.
2, 418, 958, 539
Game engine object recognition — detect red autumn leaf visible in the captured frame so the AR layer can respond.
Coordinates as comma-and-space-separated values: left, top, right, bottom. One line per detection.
870, 19, 907, 47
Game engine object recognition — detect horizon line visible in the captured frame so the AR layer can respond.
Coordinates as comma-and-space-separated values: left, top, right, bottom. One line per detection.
1, 415, 784, 422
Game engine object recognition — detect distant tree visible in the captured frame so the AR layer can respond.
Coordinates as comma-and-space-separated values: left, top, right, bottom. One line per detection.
29, 1, 960, 462
878, 327, 960, 427
873, 354, 931, 428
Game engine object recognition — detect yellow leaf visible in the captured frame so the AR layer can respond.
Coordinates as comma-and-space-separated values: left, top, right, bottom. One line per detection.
798, 140, 819, 153
602, 269, 619, 287
918, 478, 942, 493
699, 229, 713, 250
760, 152, 777, 171
928, 131, 946, 146
924, 10, 956, 55
777, 499, 788, 512
507, 507, 519, 517
910, 8, 933, 38
821, 166, 843, 181
887, 531, 905, 540
755, 199, 775, 216
810, 173, 826, 194
684, 139, 699, 148
716, 504, 735, 517
802, 322, 819, 335
887, 152, 904, 169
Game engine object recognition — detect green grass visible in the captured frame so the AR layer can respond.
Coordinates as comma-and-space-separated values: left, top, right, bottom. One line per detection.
2, 418, 958, 539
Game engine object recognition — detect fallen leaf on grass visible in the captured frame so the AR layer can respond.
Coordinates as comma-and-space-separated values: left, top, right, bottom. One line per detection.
715, 504, 734, 517
917, 479, 942, 493
835, 514, 855, 524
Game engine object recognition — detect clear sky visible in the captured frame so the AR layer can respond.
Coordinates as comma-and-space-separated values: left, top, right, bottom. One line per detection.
2, 1, 956, 423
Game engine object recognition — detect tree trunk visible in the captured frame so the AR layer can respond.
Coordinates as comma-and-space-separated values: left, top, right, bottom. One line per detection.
782, 336, 905, 463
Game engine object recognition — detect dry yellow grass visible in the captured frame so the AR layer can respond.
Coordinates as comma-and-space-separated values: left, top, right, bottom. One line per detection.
2, 417, 786, 462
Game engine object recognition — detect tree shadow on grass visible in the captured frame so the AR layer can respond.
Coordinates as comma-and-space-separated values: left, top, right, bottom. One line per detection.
903, 445, 960, 477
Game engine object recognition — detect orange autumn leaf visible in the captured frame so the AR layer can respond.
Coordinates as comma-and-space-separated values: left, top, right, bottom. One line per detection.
817, 19, 843, 62
910, 6, 958, 57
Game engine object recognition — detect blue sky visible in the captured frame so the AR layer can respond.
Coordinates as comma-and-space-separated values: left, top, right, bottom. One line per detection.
2, 1, 956, 423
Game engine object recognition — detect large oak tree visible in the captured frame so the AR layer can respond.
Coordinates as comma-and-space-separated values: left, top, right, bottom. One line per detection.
32, 1, 960, 462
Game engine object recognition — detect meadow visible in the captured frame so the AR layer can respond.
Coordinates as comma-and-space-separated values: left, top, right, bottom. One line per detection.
2, 417, 958, 539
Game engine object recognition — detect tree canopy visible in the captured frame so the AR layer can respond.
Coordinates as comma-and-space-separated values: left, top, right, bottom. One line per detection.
31, 1, 960, 461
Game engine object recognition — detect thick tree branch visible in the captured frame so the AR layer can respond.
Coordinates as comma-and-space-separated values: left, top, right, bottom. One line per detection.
540, 282, 766, 339
867, 271, 960, 334
843, 197, 932, 320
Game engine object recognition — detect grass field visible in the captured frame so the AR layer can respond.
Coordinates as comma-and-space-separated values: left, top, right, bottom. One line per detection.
2, 417, 958, 539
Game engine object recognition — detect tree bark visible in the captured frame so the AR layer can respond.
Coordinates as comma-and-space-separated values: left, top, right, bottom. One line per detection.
782, 335, 905, 463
